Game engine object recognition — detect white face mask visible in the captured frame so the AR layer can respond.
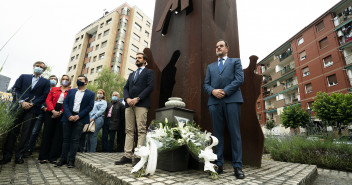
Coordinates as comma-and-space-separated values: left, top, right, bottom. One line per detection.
97, 94, 104, 99
33, 67, 43, 74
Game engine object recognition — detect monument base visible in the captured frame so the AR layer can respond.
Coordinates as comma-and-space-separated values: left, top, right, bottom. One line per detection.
157, 145, 189, 172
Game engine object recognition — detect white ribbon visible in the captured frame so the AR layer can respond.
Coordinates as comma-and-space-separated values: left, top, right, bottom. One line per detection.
198, 136, 218, 173
131, 136, 158, 175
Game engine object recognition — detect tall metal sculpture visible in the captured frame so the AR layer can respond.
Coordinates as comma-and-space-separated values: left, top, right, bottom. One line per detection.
145, 0, 264, 167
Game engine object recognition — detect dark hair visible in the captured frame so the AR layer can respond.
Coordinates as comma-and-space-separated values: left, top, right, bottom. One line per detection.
136, 52, 148, 62
49, 75, 58, 82
33, 61, 47, 71
77, 74, 88, 83
60, 74, 71, 86
218, 39, 229, 48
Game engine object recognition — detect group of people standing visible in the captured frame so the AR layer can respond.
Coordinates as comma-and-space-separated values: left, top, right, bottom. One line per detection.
1, 41, 246, 179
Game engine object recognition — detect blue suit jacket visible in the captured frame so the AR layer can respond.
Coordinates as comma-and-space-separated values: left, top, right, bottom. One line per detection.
204, 58, 244, 105
11, 74, 50, 114
123, 68, 155, 108
61, 88, 95, 124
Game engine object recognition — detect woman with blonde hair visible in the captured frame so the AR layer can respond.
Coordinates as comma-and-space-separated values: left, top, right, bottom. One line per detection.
80, 89, 107, 152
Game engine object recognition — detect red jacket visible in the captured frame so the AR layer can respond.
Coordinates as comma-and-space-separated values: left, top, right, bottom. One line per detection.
46, 87, 70, 112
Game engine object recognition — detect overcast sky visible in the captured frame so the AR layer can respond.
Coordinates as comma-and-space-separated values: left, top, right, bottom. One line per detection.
0, 0, 341, 88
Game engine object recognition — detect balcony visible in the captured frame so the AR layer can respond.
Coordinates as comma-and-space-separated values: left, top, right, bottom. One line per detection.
263, 76, 272, 84
274, 99, 286, 108
281, 64, 295, 75
279, 48, 293, 62
262, 58, 280, 76
285, 98, 299, 105
272, 71, 281, 81
263, 90, 273, 98
273, 85, 285, 94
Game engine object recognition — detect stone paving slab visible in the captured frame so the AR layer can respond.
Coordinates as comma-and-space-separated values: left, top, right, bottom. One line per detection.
75, 153, 318, 185
0, 153, 98, 185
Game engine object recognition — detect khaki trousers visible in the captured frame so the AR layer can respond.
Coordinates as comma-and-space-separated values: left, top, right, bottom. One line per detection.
124, 106, 148, 158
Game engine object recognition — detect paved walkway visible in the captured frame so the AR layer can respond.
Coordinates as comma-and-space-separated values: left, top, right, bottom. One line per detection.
0, 153, 97, 185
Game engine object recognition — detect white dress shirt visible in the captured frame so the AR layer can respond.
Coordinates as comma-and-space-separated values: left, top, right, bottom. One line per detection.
73, 89, 85, 113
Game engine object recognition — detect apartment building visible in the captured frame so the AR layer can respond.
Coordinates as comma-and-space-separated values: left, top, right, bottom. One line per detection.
66, 3, 152, 86
257, 0, 352, 134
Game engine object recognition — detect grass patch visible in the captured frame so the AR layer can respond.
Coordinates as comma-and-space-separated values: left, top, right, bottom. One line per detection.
265, 135, 352, 171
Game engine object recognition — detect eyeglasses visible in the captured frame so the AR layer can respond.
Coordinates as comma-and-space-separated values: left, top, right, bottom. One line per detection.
216, 44, 225, 49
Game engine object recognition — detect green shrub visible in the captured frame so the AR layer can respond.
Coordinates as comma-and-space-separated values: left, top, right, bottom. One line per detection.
265, 136, 352, 171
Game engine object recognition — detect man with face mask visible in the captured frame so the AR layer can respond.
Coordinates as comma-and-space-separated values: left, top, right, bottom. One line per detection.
26, 75, 58, 157
115, 52, 154, 166
0, 61, 51, 165
102, 91, 125, 153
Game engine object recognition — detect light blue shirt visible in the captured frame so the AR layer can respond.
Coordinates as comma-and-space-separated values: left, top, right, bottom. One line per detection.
217, 56, 228, 66
134, 66, 145, 78
32, 75, 42, 89
89, 99, 107, 120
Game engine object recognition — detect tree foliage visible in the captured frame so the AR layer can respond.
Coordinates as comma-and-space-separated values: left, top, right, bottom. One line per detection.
280, 104, 309, 129
265, 119, 276, 131
313, 92, 352, 134
86, 67, 126, 101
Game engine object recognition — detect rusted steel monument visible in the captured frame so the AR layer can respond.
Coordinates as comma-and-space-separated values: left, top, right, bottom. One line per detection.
145, 0, 264, 167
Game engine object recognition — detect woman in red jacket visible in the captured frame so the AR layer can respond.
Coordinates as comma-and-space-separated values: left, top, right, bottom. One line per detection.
38, 75, 71, 164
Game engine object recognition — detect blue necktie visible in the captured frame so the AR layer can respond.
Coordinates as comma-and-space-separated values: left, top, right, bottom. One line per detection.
219, 58, 223, 73
134, 68, 141, 82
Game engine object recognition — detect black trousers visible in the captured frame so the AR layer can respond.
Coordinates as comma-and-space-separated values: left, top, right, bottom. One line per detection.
2, 109, 38, 159
38, 111, 63, 161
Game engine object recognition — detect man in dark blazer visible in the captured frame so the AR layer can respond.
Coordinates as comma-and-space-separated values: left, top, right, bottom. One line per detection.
0, 61, 50, 164
55, 75, 95, 168
204, 40, 245, 179
115, 52, 154, 165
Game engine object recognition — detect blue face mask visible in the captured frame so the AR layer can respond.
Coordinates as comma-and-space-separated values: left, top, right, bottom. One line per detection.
33, 67, 43, 75
76, 80, 85, 87
50, 80, 57, 86
112, 96, 118, 101
61, 80, 69, 86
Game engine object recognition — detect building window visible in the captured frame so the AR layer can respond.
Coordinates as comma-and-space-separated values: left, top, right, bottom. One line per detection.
327, 74, 338, 86
103, 29, 110, 37
98, 34, 102, 39
99, 53, 105, 60
146, 21, 151, 27
131, 44, 139, 53
75, 37, 79, 43
257, 102, 260, 109
96, 44, 99, 50
129, 56, 136, 64
323, 55, 333, 68
297, 36, 304, 46
136, 12, 143, 20
76, 54, 79, 59
73, 65, 76, 69
71, 75, 74, 80
101, 41, 107, 48
106, 18, 112, 25
97, 65, 103, 73
145, 31, 149, 38
80, 35, 83, 39
87, 52, 92, 58
302, 67, 310, 77
128, 68, 133, 75
116, 66, 120, 73
89, 41, 94, 48
144, 41, 148, 47
134, 23, 142, 31
73, 46, 77, 52
299, 51, 306, 61
68, 66, 72, 71
93, 56, 97, 62
305, 83, 313, 94
100, 23, 104, 28
316, 20, 325, 32
78, 44, 81, 49
91, 68, 94, 74
319, 37, 328, 49
71, 56, 75, 62
258, 114, 261, 121
132, 33, 140, 41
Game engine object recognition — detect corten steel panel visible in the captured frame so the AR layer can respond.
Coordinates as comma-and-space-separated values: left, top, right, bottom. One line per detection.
145, 0, 263, 167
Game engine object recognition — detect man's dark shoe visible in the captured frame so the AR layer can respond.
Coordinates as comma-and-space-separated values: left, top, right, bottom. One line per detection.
114, 156, 132, 165
67, 161, 74, 168
54, 160, 67, 167
23, 150, 32, 158
215, 165, 223, 174
0, 158, 11, 165
234, 168, 245, 179
15, 157, 24, 164
132, 157, 141, 166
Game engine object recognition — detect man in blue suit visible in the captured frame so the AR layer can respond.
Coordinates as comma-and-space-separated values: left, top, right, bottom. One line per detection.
115, 52, 154, 166
1, 61, 50, 164
55, 75, 95, 168
204, 40, 245, 179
